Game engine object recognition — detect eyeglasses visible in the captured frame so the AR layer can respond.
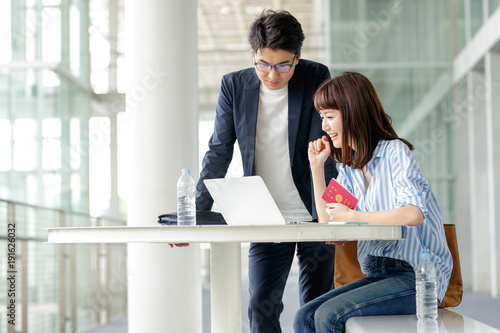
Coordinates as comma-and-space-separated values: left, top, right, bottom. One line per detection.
253, 54, 297, 73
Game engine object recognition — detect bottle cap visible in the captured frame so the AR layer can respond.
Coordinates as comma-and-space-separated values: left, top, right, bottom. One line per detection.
182, 168, 190, 174
420, 252, 431, 258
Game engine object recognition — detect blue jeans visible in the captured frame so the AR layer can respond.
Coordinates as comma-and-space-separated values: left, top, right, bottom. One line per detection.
293, 256, 416, 333
248, 242, 335, 333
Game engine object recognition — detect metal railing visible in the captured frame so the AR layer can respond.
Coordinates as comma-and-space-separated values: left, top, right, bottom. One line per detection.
0, 199, 127, 333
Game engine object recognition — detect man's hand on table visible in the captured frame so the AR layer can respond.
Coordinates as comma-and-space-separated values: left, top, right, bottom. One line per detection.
326, 241, 350, 246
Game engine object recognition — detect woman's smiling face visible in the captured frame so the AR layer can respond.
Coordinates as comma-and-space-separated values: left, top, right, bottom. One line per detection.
319, 109, 343, 149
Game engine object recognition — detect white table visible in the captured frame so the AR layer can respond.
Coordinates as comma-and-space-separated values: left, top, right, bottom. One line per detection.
346, 308, 500, 333
47, 223, 403, 333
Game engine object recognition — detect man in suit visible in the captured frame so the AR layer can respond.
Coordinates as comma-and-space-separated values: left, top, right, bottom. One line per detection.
196, 9, 338, 333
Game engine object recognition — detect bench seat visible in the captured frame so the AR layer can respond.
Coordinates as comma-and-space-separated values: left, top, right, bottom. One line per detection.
346, 308, 500, 333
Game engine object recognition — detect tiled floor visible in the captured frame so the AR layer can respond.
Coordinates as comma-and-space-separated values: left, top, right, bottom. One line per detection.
85, 276, 500, 333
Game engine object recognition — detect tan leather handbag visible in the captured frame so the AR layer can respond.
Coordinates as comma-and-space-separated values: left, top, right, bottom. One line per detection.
333, 224, 463, 308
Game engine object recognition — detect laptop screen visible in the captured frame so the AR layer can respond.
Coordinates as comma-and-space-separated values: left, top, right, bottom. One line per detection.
204, 176, 287, 226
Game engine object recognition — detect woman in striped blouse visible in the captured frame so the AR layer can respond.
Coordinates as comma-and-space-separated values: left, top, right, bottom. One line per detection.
293, 72, 452, 333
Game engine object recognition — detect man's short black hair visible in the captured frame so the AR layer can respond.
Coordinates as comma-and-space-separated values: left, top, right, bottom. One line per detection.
248, 9, 305, 55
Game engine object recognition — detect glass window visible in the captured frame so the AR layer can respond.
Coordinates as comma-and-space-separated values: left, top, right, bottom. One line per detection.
470, 0, 485, 37
70, 118, 81, 170
43, 173, 61, 207
70, 5, 81, 77
42, 7, 61, 62
490, 0, 500, 14
71, 173, 81, 208
42, 118, 61, 138
0, 120, 11, 171
26, 8, 37, 61
42, 70, 61, 88
13, 119, 37, 171
0, 1, 11, 63
42, 139, 61, 170
42, 118, 61, 171
89, 117, 111, 216
26, 174, 37, 204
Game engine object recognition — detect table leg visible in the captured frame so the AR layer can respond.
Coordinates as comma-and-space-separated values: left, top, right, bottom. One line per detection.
210, 242, 242, 333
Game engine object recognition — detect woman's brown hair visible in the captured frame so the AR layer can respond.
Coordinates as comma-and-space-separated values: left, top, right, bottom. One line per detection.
314, 72, 413, 169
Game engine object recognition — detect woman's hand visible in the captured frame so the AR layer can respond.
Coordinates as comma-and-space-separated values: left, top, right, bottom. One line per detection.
308, 136, 331, 168
326, 202, 354, 222
325, 203, 353, 246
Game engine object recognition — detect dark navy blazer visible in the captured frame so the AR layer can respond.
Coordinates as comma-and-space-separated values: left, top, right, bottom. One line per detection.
196, 59, 338, 220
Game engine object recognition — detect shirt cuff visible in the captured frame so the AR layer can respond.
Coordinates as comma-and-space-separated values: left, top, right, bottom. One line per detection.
395, 188, 427, 216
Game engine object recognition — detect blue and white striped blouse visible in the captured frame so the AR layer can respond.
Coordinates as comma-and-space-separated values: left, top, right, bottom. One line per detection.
336, 139, 453, 302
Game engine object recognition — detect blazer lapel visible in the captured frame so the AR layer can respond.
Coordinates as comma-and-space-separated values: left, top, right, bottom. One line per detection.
287, 68, 304, 164
243, 72, 261, 174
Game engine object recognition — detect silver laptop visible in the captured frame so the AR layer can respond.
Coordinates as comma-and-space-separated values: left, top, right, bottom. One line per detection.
204, 176, 313, 226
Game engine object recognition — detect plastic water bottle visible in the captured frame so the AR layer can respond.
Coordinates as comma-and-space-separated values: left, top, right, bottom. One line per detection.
417, 318, 439, 333
176, 168, 196, 226
415, 252, 438, 320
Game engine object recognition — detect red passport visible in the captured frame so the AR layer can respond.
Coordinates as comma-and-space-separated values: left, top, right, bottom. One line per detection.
322, 178, 358, 210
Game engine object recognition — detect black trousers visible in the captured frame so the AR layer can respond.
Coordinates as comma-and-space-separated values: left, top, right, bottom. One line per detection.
248, 241, 335, 333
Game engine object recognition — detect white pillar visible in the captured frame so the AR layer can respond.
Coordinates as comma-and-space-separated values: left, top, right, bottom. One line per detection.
125, 1, 201, 332
469, 69, 490, 293
485, 51, 500, 297
453, 74, 474, 290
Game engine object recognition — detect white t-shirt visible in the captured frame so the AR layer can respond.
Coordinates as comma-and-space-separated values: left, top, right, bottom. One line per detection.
254, 83, 312, 222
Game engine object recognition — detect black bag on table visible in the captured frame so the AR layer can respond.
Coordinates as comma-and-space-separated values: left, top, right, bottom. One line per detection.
157, 210, 226, 226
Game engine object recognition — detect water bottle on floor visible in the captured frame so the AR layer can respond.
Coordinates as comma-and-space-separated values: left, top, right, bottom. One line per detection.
177, 168, 196, 226
415, 252, 438, 320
